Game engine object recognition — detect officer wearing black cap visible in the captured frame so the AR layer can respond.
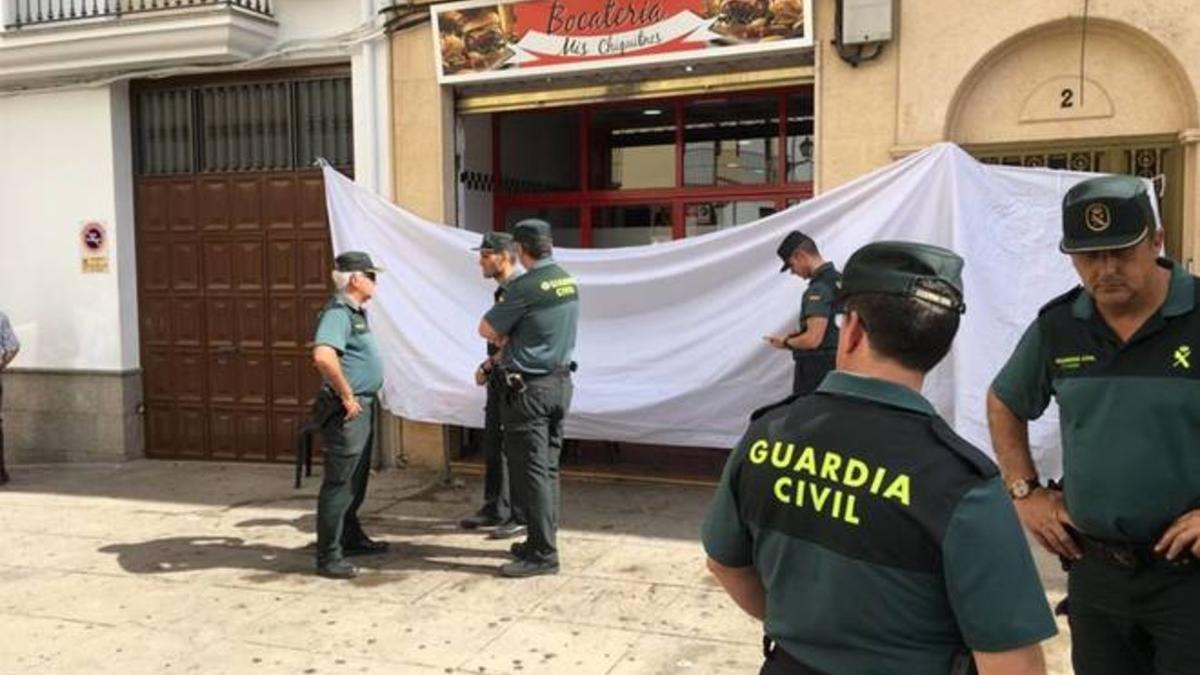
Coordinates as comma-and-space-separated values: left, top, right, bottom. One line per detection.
460, 232, 527, 540
989, 175, 1200, 674
767, 231, 841, 395
311, 251, 388, 579
479, 219, 579, 578
706, 241, 1057, 674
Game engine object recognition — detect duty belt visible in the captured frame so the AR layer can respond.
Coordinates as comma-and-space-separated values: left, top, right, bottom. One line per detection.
762, 637, 974, 675
500, 363, 576, 393
761, 638, 829, 675
1080, 534, 1196, 572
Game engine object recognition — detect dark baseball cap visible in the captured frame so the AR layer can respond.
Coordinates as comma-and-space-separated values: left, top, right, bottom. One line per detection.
472, 232, 514, 251
776, 231, 815, 272
838, 241, 965, 313
1060, 175, 1156, 254
512, 219, 553, 248
334, 251, 383, 273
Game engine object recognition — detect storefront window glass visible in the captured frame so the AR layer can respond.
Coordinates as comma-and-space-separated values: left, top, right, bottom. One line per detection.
684, 97, 779, 186
485, 87, 813, 249
589, 106, 676, 190
592, 205, 673, 248
685, 200, 776, 237
786, 92, 815, 183
499, 110, 580, 192
503, 206, 581, 248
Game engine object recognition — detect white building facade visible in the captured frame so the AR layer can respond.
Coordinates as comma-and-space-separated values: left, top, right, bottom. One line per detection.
0, 0, 392, 463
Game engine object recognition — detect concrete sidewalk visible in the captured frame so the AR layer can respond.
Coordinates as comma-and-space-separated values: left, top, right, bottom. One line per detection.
0, 461, 1072, 674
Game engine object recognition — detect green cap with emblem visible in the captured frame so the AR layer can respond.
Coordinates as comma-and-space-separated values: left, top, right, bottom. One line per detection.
776, 231, 815, 273
1060, 175, 1156, 254
334, 250, 383, 273
512, 219, 553, 248
472, 232, 514, 251
838, 241, 966, 313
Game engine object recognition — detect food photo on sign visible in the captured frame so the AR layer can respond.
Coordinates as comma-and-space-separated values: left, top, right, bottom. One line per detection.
432, 0, 813, 83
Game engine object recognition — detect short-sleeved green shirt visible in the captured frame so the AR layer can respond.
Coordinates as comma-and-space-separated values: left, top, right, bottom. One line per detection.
484, 257, 579, 375
992, 259, 1200, 542
703, 372, 1056, 674
313, 296, 384, 395
796, 262, 841, 359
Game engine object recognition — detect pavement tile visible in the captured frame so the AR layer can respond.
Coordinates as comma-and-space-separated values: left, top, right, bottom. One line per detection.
18, 625, 215, 674
0, 566, 67, 615
181, 640, 447, 675
416, 567, 570, 614
0, 613, 112, 674
648, 587, 761, 644
240, 595, 511, 670
457, 617, 641, 675
580, 542, 711, 587
1, 571, 285, 636
529, 577, 685, 632
608, 633, 763, 675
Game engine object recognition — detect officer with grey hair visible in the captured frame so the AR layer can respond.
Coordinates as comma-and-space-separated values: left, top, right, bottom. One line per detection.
311, 251, 388, 579
0, 309, 19, 485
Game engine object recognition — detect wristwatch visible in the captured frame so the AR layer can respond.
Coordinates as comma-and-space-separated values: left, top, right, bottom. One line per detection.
1008, 477, 1040, 499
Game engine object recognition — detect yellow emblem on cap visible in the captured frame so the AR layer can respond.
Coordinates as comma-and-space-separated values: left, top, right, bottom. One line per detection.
1084, 203, 1112, 232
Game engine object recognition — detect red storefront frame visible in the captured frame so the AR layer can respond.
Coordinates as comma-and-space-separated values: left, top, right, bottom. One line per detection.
492, 86, 815, 247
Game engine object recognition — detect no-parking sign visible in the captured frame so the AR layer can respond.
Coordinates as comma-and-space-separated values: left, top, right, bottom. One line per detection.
80, 221, 109, 273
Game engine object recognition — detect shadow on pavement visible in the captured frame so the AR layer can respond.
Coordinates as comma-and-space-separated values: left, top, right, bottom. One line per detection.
98, 535, 508, 581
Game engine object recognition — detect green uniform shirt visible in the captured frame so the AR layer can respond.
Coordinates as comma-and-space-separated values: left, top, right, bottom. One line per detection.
313, 295, 384, 395
992, 259, 1200, 542
484, 257, 579, 375
703, 372, 1056, 674
796, 262, 841, 360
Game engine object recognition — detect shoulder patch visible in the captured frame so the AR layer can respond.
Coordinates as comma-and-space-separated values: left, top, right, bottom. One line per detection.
929, 418, 998, 477
749, 392, 802, 421
1037, 286, 1084, 317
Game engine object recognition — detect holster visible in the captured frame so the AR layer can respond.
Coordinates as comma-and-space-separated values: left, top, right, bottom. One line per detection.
294, 386, 343, 488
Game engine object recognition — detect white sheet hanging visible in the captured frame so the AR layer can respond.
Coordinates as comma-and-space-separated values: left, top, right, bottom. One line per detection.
324, 142, 1139, 478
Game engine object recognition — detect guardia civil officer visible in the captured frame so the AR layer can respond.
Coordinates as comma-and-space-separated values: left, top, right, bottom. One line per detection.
765, 231, 841, 395
705, 241, 1057, 675
0, 309, 20, 485
479, 219, 579, 578
988, 175, 1200, 675
311, 251, 389, 580
460, 232, 527, 540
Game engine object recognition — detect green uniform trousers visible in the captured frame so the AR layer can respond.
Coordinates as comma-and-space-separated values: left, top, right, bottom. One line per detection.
482, 378, 525, 524
316, 397, 375, 565
792, 350, 835, 396
1068, 548, 1200, 675
502, 372, 573, 564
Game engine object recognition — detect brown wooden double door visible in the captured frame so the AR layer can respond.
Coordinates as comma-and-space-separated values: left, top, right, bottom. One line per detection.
137, 171, 333, 461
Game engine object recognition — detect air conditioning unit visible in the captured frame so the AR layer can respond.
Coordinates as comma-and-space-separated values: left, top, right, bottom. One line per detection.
841, 0, 894, 45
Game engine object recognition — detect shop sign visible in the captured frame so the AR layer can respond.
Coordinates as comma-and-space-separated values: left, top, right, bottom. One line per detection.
432, 0, 813, 84
80, 221, 110, 274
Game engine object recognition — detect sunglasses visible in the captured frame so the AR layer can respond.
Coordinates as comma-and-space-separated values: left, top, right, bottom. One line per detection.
362, 271, 377, 283
833, 311, 867, 331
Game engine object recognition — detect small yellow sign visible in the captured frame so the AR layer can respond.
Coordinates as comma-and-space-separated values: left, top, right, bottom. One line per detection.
82, 257, 109, 274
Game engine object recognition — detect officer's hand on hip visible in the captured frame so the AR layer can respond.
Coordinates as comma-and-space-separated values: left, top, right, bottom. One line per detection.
342, 396, 363, 421
1155, 509, 1200, 561
1015, 489, 1082, 560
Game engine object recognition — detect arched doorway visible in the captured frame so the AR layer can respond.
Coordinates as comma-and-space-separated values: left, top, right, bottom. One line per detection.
946, 18, 1197, 258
